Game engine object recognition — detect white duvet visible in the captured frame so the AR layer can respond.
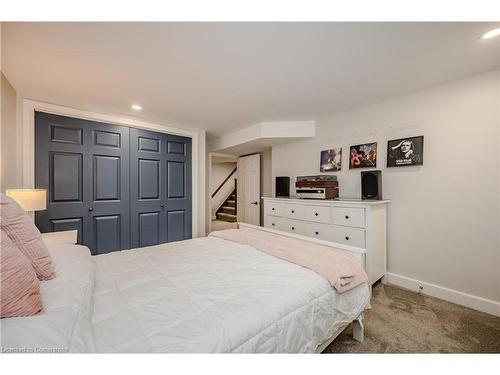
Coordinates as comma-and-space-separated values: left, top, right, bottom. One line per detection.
1, 236, 370, 353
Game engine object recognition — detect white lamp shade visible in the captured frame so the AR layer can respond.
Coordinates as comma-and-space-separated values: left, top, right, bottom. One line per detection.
5, 189, 47, 211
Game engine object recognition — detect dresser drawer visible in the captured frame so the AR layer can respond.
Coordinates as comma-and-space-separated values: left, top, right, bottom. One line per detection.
264, 215, 283, 230
281, 203, 305, 220
333, 207, 366, 228
332, 225, 366, 248
305, 205, 332, 224
265, 201, 284, 216
305, 222, 334, 242
280, 218, 305, 235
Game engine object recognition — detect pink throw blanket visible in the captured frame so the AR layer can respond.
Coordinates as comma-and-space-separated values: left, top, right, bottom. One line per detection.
209, 228, 368, 293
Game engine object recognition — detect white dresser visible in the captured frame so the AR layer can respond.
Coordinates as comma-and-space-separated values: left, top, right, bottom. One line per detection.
262, 197, 389, 285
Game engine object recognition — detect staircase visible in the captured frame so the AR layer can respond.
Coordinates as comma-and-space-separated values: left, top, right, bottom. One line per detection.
216, 190, 237, 222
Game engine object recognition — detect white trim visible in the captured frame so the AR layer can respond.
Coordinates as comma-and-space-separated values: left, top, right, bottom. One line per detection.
385, 272, 500, 317
22, 99, 200, 238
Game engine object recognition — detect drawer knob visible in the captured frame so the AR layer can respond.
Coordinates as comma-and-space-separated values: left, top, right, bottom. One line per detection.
315, 231, 319, 235
345, 215, 349, 219
345, 236, 350, 241
291, 210, 295, 213
315, 212, 319, 216
291, 227, 295, 230
272, 223, 275, 226
272, 208, 275, 211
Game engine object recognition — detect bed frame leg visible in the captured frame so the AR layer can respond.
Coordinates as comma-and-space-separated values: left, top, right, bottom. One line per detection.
353, 314, 364, 343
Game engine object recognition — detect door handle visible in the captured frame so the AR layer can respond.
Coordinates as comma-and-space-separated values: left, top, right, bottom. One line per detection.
250, 201, 259, 205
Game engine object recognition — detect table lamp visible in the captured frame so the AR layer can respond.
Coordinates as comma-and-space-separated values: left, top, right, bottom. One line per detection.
5, 189, 47, 212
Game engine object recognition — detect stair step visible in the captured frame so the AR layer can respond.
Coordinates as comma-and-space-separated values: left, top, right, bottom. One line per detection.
226, 200, 236, 207
216, 212, 237, 222
222, 206, 236, 214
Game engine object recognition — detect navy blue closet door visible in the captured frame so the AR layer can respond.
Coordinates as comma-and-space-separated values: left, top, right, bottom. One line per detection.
36, 112, 191, 253
164, 133, 192, 243
129, 129, 192, 248
35, 112, 130, 254
130, 128, 166, 248
86, 122, 130, 254
35, 112, 88, 245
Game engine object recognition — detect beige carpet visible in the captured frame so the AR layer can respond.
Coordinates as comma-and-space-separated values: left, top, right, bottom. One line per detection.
323, 283, 500, 353
211, 220, 237, 231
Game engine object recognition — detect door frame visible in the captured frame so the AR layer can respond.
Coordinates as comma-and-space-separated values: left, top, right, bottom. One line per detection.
22, 99, 200, 238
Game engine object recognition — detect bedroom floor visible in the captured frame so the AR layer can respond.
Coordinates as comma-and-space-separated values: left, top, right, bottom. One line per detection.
323, 283, 500, 353
211, 220, 237, 231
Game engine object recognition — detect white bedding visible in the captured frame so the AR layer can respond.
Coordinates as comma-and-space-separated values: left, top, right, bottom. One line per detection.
1, 244, 95, 353
1, 236, 370, 353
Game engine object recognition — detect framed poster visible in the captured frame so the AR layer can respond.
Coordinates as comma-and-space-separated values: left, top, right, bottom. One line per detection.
349, 142, 377, 169
320, 147, 342, 172
387, 136, 424, 167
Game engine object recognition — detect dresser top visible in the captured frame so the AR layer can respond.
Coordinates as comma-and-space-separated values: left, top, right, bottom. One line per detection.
261, 196, 390, 205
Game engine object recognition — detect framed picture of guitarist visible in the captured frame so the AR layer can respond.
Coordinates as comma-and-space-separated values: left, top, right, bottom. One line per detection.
349, 142, 377, 169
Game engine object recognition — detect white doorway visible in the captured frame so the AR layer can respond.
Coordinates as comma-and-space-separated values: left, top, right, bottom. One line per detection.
237, 154, 261, 226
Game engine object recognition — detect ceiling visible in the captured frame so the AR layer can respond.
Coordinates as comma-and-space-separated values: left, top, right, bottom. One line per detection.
2, 22, 499, 138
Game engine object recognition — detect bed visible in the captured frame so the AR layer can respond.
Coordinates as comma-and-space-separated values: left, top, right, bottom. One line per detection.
1, 223, 370, 353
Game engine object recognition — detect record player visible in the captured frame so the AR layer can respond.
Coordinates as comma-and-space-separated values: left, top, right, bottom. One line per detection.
295, 175, 339, 199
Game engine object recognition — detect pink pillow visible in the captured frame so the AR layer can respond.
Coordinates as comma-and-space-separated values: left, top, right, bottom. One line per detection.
1, 229, 43, 318
0, 193, 55, 280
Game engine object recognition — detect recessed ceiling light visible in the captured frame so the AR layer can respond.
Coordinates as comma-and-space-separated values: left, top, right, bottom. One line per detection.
131, 104, 142, 111
481, 28, 500, 40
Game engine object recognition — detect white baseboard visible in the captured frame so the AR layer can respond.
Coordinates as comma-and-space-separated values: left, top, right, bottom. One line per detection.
384, 273, 500, 317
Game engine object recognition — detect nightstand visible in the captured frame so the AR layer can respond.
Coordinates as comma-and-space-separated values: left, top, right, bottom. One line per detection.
41, 230, 78, 247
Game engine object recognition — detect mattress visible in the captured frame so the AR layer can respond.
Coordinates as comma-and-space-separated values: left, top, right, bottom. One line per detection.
1, 235, 370, 353
91, 236, 370, 353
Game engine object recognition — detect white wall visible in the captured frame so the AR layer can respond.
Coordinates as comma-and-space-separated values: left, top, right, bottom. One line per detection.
210, 162, 237, 195
0, 72, 22, 192
272, 69, 500, 307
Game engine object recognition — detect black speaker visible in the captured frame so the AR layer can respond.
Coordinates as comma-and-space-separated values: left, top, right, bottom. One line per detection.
275, 177, 290, 197
361, 170, 382, 200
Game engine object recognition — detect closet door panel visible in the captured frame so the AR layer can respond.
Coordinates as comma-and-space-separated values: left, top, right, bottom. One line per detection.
130, 128, 166, 248
87, 123, 130, 254
164, 133, 192, 242
93, 155, 120, 201
167, 161, 186, 199
35, 112, 89, 245
93, 215, 122, 254
138, 212, 161, 247
138, 159, 160, 200
51, 152, 83, 202
166, 209, 186, 243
